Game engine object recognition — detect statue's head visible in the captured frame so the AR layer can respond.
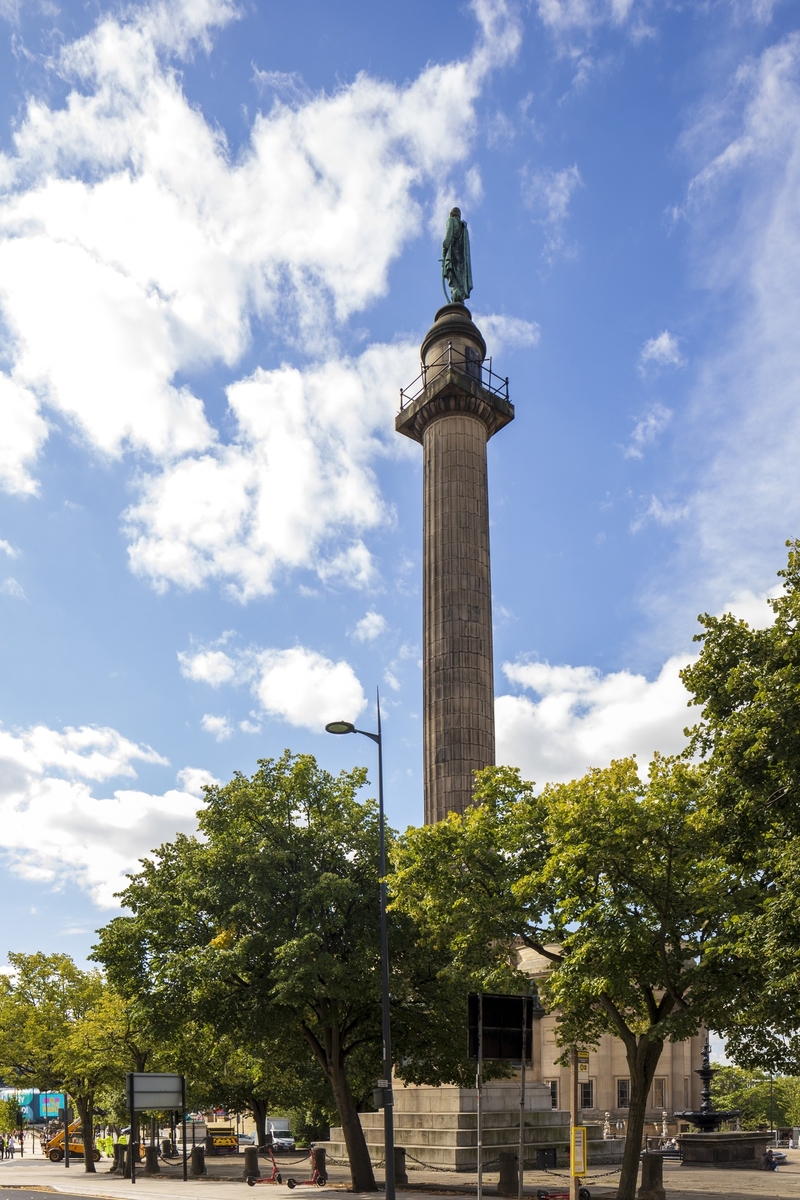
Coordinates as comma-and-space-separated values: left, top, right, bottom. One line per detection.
450, 207, 461, 218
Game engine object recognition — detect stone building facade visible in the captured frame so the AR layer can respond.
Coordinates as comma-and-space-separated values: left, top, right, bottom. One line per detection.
521, 947, 705, 1140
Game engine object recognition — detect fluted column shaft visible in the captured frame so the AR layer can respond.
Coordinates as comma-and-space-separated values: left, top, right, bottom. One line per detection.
423, 412, 495, 824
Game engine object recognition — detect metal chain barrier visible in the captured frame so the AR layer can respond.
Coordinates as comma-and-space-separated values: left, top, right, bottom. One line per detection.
306, 1149, 622, 1183
404, 1152, 504, 1173
538, 1167, 622, 1180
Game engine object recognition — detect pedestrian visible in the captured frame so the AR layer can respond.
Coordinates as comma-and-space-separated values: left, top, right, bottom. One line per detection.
7, 1135, 15, 1160
760, 1147, 778, 1171
790, 1136, 794, 1149
0, 1134, 5, 1160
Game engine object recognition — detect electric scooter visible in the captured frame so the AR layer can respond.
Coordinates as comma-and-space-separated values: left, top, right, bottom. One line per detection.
536, 1189, 591, 1200
286, 1146, 327, 1188
245, 1144, 283, 1186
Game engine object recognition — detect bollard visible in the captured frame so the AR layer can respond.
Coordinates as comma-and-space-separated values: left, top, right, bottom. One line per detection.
394, 1147, 408, 1187
190, 1145, 207, 1176
161, 1139, 171, 1157
312, 1147, 327, 1179
144, 1145, 160, 1175
123, 1143, 134, 1179
109, 1143, 124, 1174
497, 1151, 518, 1196
638, 1151, 666, 1200
242, 1146, 260, 1181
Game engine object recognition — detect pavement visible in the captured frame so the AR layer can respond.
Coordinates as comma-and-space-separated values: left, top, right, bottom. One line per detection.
1, 1144, 800, 1200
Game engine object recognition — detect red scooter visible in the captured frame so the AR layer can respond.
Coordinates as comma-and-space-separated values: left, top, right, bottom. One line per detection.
536, 1189, 591, 1200
246, 1144, 283, 1186
286, 1147, 327, 1189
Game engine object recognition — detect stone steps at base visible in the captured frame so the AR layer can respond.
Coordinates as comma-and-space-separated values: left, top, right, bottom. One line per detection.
357, 1111, 574, 1132
316, 1138, 623, 1171
344, 1128, 580, 1150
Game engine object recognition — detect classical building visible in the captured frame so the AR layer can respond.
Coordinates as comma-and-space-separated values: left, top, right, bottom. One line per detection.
520, 948, 705, 1141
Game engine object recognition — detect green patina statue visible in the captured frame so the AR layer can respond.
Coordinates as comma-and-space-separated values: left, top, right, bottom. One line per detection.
441, 207, 473, 304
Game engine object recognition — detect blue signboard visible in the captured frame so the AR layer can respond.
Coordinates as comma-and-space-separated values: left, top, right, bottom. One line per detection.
0, 1088, 65, 1122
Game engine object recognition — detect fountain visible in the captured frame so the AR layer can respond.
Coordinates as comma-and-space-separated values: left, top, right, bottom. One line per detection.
673, 1041, 769, 1169
673, 1041, 740, 1132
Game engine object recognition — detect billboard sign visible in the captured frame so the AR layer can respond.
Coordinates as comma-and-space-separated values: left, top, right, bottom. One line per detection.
0, 1089, 66, 1123
467, 993, 536, 1061
126, 1072, 184, 1112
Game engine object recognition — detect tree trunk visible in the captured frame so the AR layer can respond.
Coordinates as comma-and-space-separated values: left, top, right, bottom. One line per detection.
248, 1097, 268, 1148
617, 1036, 664, 1200
74, 1093, 96, 1174
328, 1055, 376, 1192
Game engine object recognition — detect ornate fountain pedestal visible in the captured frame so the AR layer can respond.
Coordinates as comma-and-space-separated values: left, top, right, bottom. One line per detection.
678, 1130, 769, 1169
674, 1041, 767, 1168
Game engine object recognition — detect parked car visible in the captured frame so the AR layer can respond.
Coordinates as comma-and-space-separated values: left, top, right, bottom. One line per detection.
238, 1134, 256, 1146
272, 1132, 296, 1153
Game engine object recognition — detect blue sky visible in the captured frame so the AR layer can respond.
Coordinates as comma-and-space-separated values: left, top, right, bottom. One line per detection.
0, 0, 798, 963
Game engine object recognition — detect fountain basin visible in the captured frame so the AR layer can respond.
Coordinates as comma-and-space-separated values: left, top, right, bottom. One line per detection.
678, 1130, 770, 1169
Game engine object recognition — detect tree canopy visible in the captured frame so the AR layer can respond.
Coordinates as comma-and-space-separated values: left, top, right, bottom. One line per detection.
392, 758, 756, 1200
679, 540, 800, 1072
94, 751, 480, 1192
0, 953, 126, 1172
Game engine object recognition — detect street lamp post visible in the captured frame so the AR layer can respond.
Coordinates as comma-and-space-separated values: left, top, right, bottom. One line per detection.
326, 693, 395, 1200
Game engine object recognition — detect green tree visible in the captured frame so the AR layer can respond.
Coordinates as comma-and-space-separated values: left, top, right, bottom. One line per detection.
393, 759, 755, 1200
681, 539, 800, 842
0, 953, 127, 1172
710, 1065, 800, 1130
94, 752, 474, 1192
162, 1023, 329, 1147
679, 540, 800, 1071
0, 1098, 22, 1135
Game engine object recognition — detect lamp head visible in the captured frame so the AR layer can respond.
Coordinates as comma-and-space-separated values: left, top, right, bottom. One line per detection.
325, 720, 356, 735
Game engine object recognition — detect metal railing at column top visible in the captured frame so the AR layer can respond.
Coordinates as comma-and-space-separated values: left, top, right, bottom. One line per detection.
399, 341, 509, 410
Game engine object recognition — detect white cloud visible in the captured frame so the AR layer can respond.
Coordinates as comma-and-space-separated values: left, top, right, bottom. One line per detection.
0, 577, 25, 599
496, 654, 695, 785
0, 539, 18, 558
181, 638, 367, 732
353, 611, 387, 642
631, 495, 690, 533
0, 0, 521, 569
200, 713, 233, 741
254, 647, 366, 730
176, 765, 220, 797
521, 165, 583, 262
178, 644, 238, 686
383, 669, 401, 692
317, 541, 380, 591
624, 402, 672, 459
720, 585, 782, 628
0, 376, 47, 496
126, 342, 416, 600
639, 330, 685, 372
0, 722, 167, 781
640, 33, 800, 639
472, 312, 541, 353
0, 721, 202, 904
534, 0, 638, 35
239, 719, 261, 734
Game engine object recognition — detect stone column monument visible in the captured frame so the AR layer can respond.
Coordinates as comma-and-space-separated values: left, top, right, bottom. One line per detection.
396, 211, 514, 823
320, 215, 611, 1172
